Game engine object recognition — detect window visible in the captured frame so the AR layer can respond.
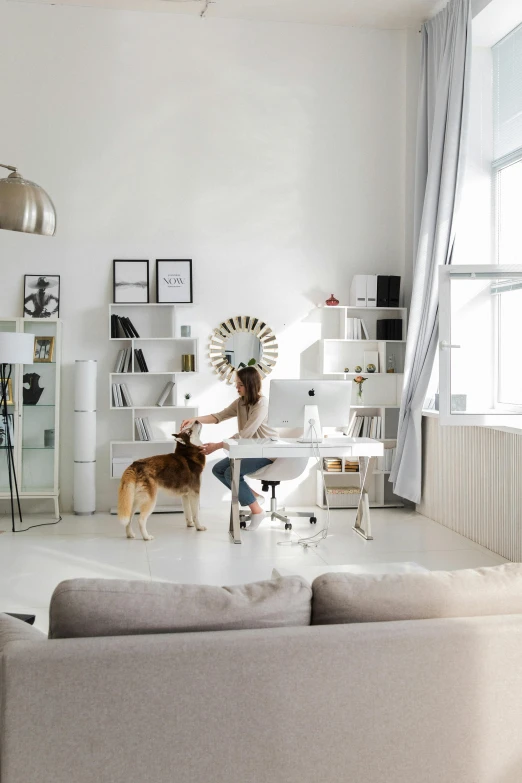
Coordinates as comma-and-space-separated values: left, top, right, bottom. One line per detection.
437, 21, 522, 427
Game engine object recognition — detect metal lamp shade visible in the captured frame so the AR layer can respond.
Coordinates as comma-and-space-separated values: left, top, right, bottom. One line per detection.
0, 170, 56, 236
0, 332, 35, 364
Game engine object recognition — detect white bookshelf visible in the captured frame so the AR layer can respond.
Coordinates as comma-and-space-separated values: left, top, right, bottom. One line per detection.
108, 304, 199, 491
313, 305, 406, 509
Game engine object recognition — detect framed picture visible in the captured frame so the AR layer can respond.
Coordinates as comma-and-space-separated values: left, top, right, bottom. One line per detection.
0, 379, 13, 405
33, 336, 55, 363
0, 414, 14, 448
24, 275, 60, 319
113, 260, 149, 303
156, 260, 193, 304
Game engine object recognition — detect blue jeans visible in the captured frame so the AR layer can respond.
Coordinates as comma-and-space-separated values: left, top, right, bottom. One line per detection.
212, 457, 273, 507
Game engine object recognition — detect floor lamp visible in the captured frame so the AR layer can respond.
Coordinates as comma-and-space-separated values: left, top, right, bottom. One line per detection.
0, 333, 35, 531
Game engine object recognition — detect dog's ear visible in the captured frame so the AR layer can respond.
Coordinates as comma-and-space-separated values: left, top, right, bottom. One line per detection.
173, 432, 189, 445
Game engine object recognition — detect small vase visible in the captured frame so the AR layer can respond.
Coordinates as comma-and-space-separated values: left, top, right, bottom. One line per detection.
325, 294, 339, 306
357, 387, 364, 405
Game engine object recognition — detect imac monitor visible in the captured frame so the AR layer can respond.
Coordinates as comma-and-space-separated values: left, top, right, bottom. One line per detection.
268, 380, 351, 442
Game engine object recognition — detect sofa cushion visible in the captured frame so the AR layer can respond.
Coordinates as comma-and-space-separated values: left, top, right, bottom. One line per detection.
49, 576, 312, 639
311, 563, 522, 625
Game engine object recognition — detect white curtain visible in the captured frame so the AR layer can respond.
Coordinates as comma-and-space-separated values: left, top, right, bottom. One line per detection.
390, 0, 472, 503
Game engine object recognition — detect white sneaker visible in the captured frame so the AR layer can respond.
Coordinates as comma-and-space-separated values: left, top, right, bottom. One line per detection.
246, 511, 266, 531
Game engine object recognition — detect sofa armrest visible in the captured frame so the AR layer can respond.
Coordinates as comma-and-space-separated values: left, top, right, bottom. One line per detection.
0, 613, 46, 654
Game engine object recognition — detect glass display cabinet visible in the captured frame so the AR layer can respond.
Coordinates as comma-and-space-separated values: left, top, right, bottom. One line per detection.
0, 318, 61, 518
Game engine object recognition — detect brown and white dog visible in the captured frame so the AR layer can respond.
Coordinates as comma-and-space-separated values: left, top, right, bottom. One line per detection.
118, 422, 206, 541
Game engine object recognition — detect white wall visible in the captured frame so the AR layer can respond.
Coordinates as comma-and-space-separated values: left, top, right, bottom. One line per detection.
0, 1, 414, 511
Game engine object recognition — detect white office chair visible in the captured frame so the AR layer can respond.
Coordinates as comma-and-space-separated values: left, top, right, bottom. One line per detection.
239, 458, 318, 531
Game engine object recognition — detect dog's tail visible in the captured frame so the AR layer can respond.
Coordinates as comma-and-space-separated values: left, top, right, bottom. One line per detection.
118, 467, 137, 526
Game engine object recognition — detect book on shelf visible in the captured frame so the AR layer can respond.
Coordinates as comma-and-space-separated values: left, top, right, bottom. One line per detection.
376, 319, 403, 340
346, 415, 382, 440
121, 384, 133, 407
134, 348, 149, 372
114, 347, 133, 373
323, 458, 342, 472
111, 383, 134, 407
142, 417, 154, 440
346, 317, 369, 340
377, 447, 396, 472
156, 381, 175, 407
114, 349, 124, 373
111, 314, 140, 339
135, 417, 148, 441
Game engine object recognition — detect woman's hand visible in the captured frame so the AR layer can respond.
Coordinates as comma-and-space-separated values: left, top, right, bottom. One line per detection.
201, 442, 221, 456
180, 418, 196, 430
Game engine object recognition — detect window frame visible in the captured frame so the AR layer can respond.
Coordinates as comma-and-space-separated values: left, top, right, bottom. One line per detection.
438, 264, 522, 427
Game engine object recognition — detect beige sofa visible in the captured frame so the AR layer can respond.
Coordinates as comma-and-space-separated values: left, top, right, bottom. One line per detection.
2, 566, 522, 783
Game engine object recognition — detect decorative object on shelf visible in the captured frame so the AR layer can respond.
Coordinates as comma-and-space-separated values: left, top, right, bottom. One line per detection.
0, 413, 14, 448
387, 355, 396, 373
33, 335, 55, 363
0, 163, 56, 236
74, 360, 97, 515
182, 354, 195, 372
156, 259, 193, 303
113, 260, 149, 303
366, 364, 376, 373
23, 276, 60, 319
209, 315, 278, 383
22, 372, 44, 405
44, 429, 55, 448
325, 294, 339, 306
0, 378, 13, 405
184, 393, 192, 406
180, 325, 191, 337
353, 375, 367, 404
344, 367, 350, 373
0, 331, 35, 531
354, 365, 362, 373
363, 350, 379, 373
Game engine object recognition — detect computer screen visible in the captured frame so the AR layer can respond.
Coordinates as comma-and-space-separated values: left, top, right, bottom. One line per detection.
268, 380, 351, 434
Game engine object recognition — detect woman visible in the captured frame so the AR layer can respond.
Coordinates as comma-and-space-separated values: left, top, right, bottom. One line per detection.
181, 366, 276, 530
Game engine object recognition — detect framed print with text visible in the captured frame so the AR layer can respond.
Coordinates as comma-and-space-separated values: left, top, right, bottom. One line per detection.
156, 259, 193, 304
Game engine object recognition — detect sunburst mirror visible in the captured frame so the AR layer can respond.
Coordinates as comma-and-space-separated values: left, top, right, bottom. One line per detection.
209, 316, 278, 383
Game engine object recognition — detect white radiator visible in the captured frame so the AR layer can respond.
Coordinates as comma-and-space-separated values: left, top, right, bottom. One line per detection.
418, 415, 522, 561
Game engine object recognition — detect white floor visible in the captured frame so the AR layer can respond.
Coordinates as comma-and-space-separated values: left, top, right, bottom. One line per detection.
0, 504, 509, 634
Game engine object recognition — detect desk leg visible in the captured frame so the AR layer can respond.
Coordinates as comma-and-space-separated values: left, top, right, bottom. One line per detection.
353, 456, 375, 541
229, 458, 242, 544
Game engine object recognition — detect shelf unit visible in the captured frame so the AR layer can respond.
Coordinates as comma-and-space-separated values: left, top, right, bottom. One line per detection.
108, 304, 199, 497
313, 305, 406, 509
0, 317, 62, 518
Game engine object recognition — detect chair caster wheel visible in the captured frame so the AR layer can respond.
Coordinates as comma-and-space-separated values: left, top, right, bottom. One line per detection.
240, 521, 246, 529
310, 516, 317, 524
285, 522, 292, 531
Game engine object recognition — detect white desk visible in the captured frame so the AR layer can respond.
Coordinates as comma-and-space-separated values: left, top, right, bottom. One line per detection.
224, 437, 383, 544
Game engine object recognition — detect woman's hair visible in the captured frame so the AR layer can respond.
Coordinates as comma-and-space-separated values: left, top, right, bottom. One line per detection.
237, 366, 262, 407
